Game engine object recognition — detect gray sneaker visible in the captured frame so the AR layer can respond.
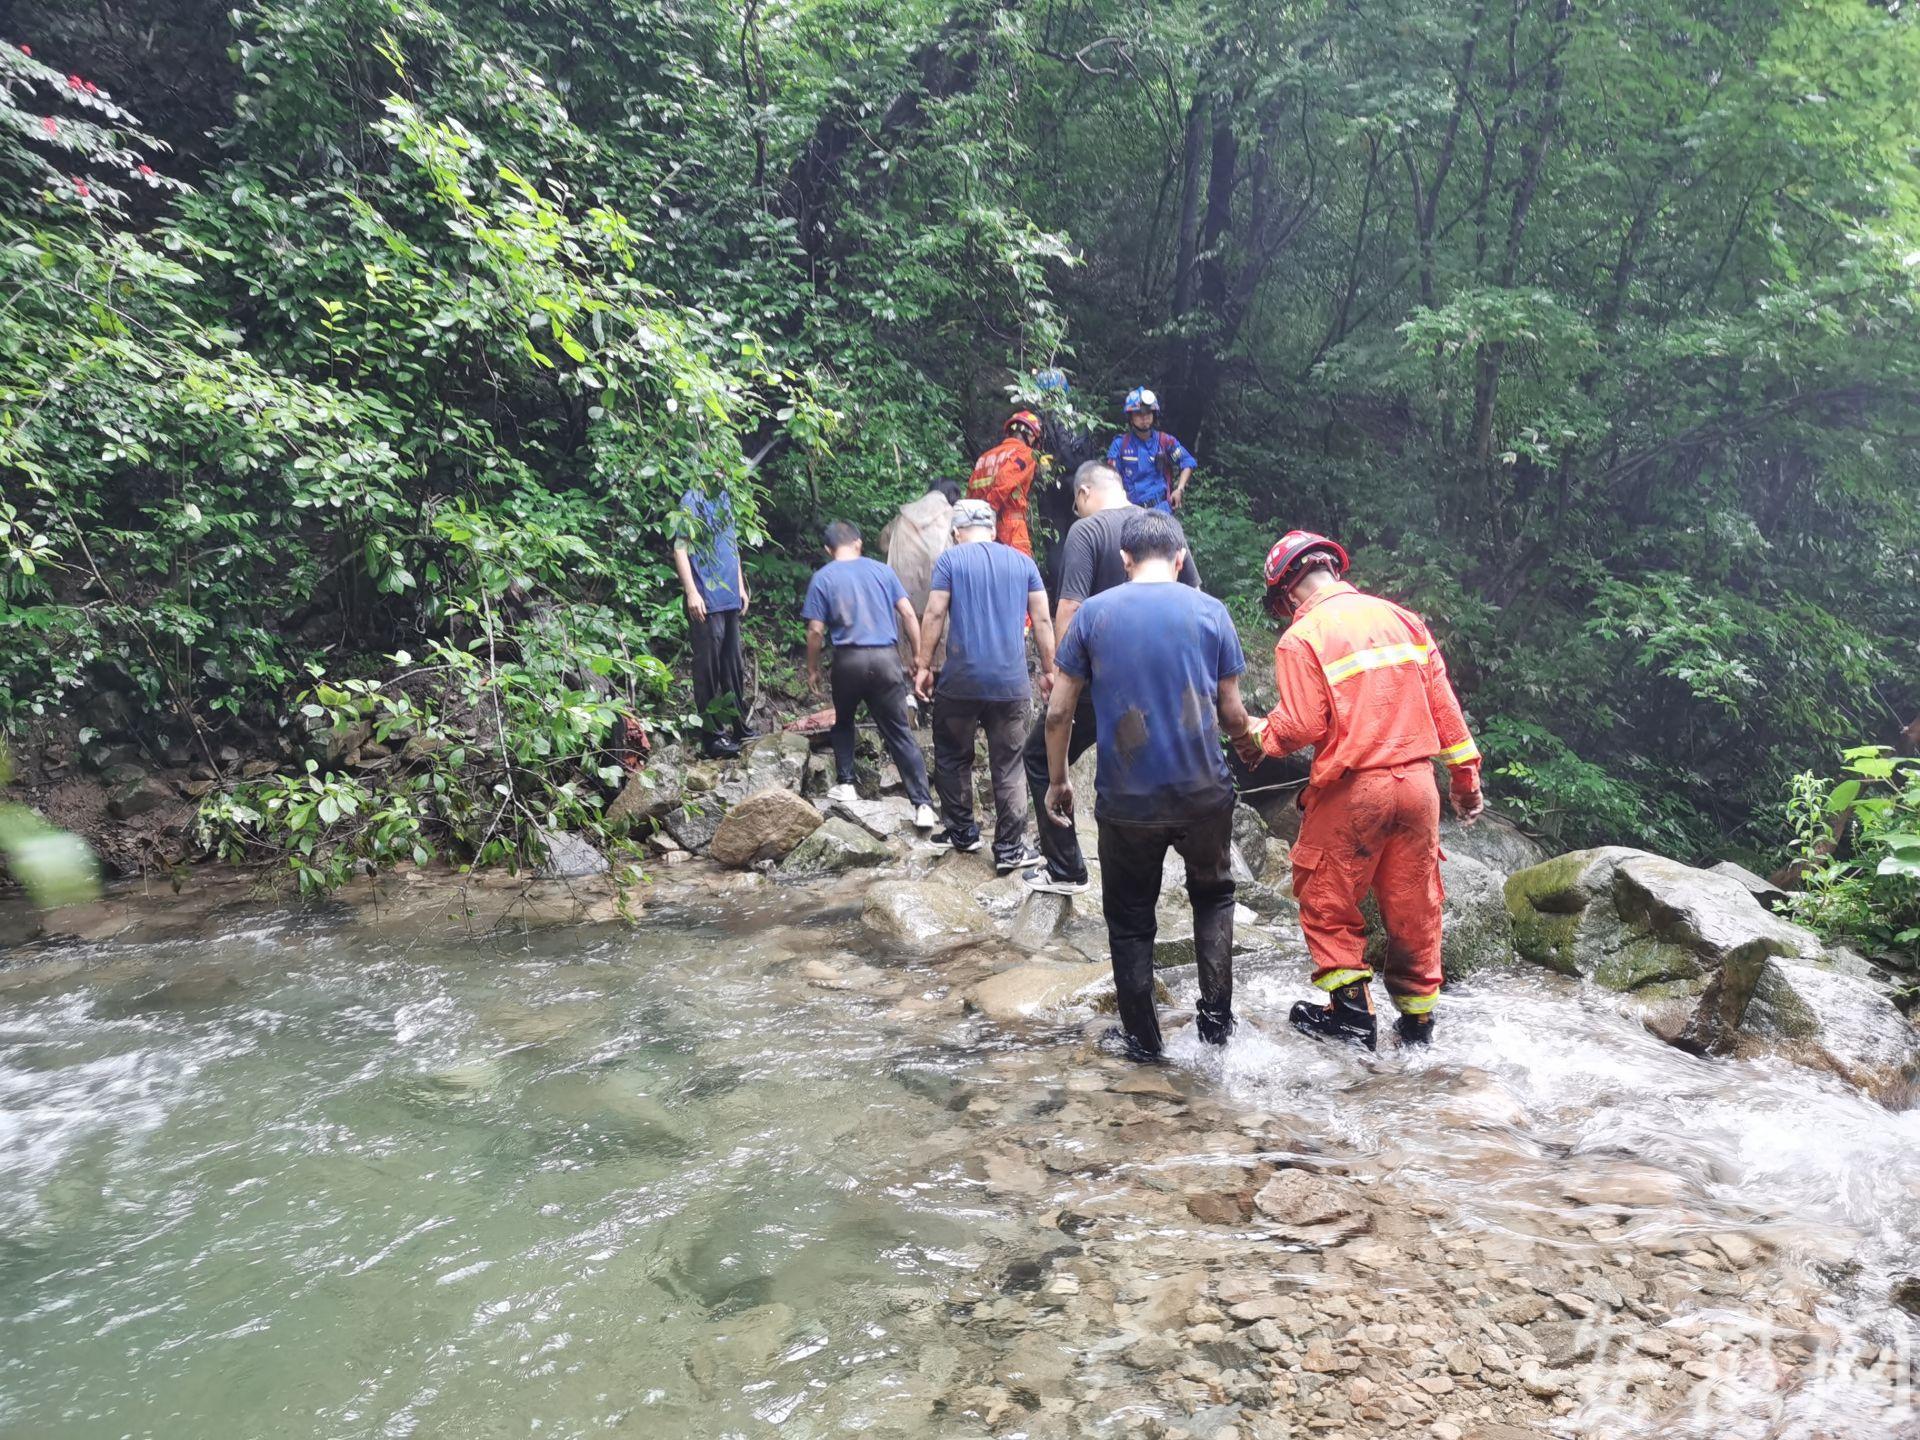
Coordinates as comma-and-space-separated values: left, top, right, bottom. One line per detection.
1021, 867, 1091, 896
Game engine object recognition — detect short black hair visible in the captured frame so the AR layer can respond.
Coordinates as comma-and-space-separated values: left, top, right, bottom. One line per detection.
1120, 509, 1186, 563
823, 519, 861, 549
931, 478, 963, 504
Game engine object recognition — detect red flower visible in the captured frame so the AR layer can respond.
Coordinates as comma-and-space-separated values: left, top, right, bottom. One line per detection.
73, 178, 89, 198
68, 75, 82, 89
19, 44, 30, 56
41, 115, 56, 136
85, 81, 99, 95
138, 163, 154, 176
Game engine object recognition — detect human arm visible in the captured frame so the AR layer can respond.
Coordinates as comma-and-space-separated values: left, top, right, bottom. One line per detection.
736, 553, 750, 617
1217, 674, 1257, 753
1043, 670, 1086, 827
1168, 438, 1198, 510
671, 542, 707, 622
915, 589, 951, 701
1251, 635, 1334, 761
1027, 588, 1057, 698
1424, 640, 1484, 821
894, 596, 923, 668
1170, 466, 1195, 510
805, 620, 827, 696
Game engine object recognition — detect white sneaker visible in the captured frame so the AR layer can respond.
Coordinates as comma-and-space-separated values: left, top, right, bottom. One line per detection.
913, 803, 938, 830
826, 783, 858, 805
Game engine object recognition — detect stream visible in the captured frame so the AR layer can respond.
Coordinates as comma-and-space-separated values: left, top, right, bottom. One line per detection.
0, 874, 1915, 1439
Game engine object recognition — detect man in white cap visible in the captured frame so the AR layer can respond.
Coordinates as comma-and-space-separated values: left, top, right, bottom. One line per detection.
913, 498, 1056, 872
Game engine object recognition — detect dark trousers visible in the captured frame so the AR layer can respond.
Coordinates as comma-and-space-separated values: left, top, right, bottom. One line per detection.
689, 607, 745, 740
1097, 804, 1237, 1057
1022, 691, 1097, 882
932, 695, 1030, 865
830, 645, 933, 807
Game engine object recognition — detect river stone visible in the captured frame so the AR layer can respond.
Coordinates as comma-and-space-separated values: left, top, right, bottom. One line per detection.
1253, 1169, 1356, 1226
1008, 891, 1073, 951
726, 732, 812, 802
709, 788, 822, 868
1439, 812, 1548, 875
536, 828, 609, 879
1363, 850, 1513, 979
964, 960, 1109, 1022
1702, 954, 1920, 1097
1232, 804, 1271, 878
663, 800, 726, 853
1708, 859, 1792, 911
781, 817, 889, 876
605, 747, 686, 827
105, 766, 174, 820
862, 880, 992, 954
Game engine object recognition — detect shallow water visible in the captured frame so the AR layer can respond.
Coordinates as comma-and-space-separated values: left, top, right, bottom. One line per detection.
1, 882, 1916, 1439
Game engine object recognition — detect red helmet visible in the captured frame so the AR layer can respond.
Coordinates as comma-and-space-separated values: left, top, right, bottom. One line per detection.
1262, 530, 1348, 616
1005, 410, 1042, 439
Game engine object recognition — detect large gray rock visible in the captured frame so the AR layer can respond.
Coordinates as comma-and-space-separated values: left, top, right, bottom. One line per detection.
1708, 860, 1792, 912
963, 960, 1110, 1022
1503, 848, 1914, 1087
709, 788, 822, 868
861, 881, 993, 955
1366, 851, 1514, 980
536, 829, 609, 879
1696, 954, 1919, 1098
726, 732, 814, 802
104, 764, 174, 820
1232, 804, 1271, 879
781, 818, 890, 877
824, 793, 919, 841
1440, 813, 1548, 875
663, 800, 726, 854
605, 746, 686, 828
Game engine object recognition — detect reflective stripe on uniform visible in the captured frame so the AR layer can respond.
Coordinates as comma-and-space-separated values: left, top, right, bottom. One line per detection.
1437, 738, 1481, 766
1314, 967, 1374, 992
1320, 641, 1431, 686
1392, 992, 1438, 1015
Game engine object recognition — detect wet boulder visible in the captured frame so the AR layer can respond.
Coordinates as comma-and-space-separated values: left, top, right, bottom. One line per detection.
1707, 859, 1792, 912
708, 788, 822, 868
663, 799, 726, 854
1689, 953, 1920, 1099
536, 828, 609, 879
605, 746, 686, 828
1232, 804, 1272, 879
963, 960, 1109, 1022
780, 817, 890, 876
1439, 812, 1548, 876
862, 880, 992, 955
726, 732, 813, 802
104, 764, 174, 821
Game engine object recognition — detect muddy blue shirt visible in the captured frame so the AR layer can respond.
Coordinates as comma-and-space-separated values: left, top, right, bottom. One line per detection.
802, 556, 907, 648
679, 488, 742, 613
1105, 429, 1198, 512
929, 540, 1044, 702
1054, 581, 1246, 824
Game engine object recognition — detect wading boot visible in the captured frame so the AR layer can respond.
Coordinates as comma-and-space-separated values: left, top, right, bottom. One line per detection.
1394, 1013, 1433, 1048
1290, 980, 1377, 1051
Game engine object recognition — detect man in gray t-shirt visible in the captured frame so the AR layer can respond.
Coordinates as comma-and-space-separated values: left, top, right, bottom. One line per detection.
1021, 462, 1201, 894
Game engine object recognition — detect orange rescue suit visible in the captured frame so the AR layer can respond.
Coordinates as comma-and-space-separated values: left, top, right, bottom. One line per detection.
1256, 582, 1482, 1014
967, 436, 1037, 556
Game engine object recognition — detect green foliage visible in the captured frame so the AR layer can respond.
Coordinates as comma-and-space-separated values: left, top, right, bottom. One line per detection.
1783, 747, 1920, 968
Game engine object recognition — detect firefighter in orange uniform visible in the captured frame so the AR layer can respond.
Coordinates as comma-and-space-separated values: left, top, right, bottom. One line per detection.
1233, 531, 1485, 1049
967, 411, 1042, 557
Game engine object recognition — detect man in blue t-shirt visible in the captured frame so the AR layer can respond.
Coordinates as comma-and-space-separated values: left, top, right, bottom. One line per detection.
803, 520, 937, 827
672, 485, 750, 758
912, 499, 1057, 873
1106, 387, 1197, 513
1044, 509, 1260, 1060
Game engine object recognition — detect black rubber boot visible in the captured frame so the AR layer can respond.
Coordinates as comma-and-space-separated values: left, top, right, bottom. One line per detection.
1290, 980, 1377, 1051
1195, 1002, 1236, 1047
1394, 1012, 1434, 1047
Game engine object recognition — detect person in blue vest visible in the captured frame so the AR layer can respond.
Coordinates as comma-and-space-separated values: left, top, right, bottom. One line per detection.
1106, 387, 1197, 513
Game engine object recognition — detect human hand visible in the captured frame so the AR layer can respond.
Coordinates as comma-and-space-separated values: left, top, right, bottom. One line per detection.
914, 666, 934, 702
1170, 484, 1187, 510
1231, 726, 1266, 766
1044, 779, 1075, 828
1038, 669, 1055, 701
807, 669, 824, 698
738, 585, 751, 617
685, 589, 708, 623
1452, 787, 1485, 825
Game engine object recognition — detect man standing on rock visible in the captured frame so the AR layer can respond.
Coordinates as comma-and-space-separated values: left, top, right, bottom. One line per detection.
671, 481, 750, 758
1022, 462, 1199, 897
913, 499, 1055, 872
1234, 530, 1484, 1050
1043, 509, 1257, 1060
803, 520, 939, 831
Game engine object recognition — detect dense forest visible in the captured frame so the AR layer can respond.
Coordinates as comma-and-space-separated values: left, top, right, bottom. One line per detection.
1, 2, 1916, 947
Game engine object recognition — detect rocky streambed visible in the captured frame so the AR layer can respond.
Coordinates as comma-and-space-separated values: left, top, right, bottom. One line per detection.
3, 731, 1918, 1439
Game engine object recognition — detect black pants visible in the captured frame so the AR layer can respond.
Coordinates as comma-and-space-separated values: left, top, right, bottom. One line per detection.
689, 607, 745, 741
1022, 691, 1097, 882
933, 695, 1030, 865
1097, 804, 1237, 1057
830, 645, 933, 807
